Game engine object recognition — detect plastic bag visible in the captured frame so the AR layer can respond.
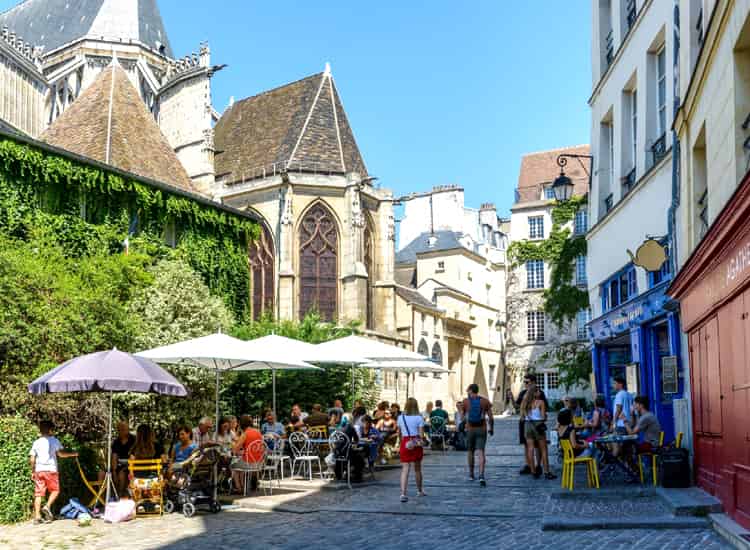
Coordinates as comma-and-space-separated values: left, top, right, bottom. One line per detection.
103, 499, 136, 523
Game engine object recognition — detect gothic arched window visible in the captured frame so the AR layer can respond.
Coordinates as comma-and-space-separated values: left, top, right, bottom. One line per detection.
299, 203, 338, 321
417, 339, 429, 356
364, 219, 375, 329
249, 223, 275, 320
431, 342, 443, 365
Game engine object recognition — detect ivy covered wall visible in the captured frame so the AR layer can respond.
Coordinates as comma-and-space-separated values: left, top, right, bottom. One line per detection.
0, 135, 259, 320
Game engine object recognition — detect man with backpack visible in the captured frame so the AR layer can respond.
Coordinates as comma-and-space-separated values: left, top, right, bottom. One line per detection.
462, 384, 494, 486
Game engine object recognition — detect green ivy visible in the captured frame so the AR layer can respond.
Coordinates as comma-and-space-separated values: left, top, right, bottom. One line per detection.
507, 195, 589, 328
0, 416, 37, 523
0, 137, 259, 320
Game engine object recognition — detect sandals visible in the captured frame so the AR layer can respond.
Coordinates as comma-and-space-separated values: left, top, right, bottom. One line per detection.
400, 494, 408, 503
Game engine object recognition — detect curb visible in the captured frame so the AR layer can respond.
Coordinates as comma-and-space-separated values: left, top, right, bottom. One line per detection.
236, 500, 517, 518
709, 513, 750, 550
541, 515, 710, 531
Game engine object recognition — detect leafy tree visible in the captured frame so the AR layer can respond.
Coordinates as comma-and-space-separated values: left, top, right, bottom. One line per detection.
537, 342, 592, 392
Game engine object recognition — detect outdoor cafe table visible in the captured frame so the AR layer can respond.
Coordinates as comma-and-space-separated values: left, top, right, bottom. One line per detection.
593, 434, 639, 483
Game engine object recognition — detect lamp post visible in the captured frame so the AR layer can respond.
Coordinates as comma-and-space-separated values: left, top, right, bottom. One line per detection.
552, 153, 594, 202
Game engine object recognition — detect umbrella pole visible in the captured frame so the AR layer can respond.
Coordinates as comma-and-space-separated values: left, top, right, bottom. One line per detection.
104, 391, 115, 506
215, 367, 220, 438
272, 368, 277, 419
351, 365, 355, 402
395, 372, 399, 405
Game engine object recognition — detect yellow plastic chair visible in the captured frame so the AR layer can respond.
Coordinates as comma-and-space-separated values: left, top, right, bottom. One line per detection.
75, 457, 105, 508
560, 439, 600, 491
675, 432, 683, 448
573, 416, 585, 428
638, 431, 665, 486
128, 459, 164, 516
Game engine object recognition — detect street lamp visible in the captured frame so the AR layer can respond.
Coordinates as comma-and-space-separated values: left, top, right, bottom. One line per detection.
553, 153, 594, 202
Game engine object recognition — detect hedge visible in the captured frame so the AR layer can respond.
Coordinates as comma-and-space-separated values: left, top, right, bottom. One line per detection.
0, 416, 37, 523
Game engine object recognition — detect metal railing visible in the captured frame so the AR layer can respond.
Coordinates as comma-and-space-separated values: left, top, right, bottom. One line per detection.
626, 0, 638, 32
604, 193, 614, 213
698, 189, 709, 237
621, 167, 637, 195
605, 29, 615, 67
696, 8, 704, 48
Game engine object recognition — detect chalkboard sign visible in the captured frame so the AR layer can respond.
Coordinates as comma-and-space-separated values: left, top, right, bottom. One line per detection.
662, 355, 678, 394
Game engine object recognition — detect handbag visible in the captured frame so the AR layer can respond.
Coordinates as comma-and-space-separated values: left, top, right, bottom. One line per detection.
402, 416, 423, 450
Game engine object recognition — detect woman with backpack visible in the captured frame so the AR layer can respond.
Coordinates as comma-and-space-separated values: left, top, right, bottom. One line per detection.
398, 397, 426, 503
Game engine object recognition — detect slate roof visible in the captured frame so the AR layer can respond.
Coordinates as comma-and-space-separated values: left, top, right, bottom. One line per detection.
395, 286, 443, 313
0, 0, 173, 57
516, 144, 590, 204
396, 230, 472, 265
214, 69, 368, 184
42, 62, 194, 192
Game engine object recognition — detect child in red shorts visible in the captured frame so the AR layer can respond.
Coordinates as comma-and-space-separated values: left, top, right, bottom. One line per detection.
29, 421, 77, 524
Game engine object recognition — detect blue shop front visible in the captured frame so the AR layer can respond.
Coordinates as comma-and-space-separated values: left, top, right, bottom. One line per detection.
588, 280, 684, 442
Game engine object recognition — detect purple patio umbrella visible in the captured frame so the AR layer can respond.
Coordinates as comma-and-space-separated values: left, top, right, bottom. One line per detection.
28, 348, 187, 505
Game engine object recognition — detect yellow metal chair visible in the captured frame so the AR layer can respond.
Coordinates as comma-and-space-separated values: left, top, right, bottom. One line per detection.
573, 416, 585, 428
307, 425, 328, 439
675, 432, 683, 448
638, 431, 665, 486
560, 439, 600, 491
128, 459, 164, 516
75, 457, 105, 508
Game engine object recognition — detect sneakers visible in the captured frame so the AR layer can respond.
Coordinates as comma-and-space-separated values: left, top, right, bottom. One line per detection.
400, 494, 408, 503
468, 475, 475, 482
479, 476, 487, 487
40, 507, 54, 523
417, 491, 427, 497
519, 465, 531, 475
544, 472, 557, 480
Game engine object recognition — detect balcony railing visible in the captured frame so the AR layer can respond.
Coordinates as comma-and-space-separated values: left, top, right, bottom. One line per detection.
696, 8, 704, 48
622, 167, 637, 195
626, 0, 637, 32
604, 193, 614, 213
651, 133, 667, 165
605, 29, 614, 67
698, 188, 709, 237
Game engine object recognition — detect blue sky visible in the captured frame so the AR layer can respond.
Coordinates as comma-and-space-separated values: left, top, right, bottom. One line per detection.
1, 1, 592, 217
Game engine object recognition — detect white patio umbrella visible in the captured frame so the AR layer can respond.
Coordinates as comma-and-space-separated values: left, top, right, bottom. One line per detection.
365, 359, 448, 400
136, 332, 318, 428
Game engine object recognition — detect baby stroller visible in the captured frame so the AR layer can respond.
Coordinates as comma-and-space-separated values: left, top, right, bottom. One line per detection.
164, 445, 223, 517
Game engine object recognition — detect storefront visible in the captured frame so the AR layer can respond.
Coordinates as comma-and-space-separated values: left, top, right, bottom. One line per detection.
668, 172, 750, 529
589, 281, 684, 443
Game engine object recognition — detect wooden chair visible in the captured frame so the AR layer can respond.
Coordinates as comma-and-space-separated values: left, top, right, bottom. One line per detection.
560, 439, 599, 491
638, 431, 665, 486
75, 457, 105, 508
128, 459, 164, 516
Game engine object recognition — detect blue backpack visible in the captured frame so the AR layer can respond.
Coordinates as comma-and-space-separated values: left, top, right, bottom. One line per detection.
467, 396, 483, 426
59, 497, 90, 520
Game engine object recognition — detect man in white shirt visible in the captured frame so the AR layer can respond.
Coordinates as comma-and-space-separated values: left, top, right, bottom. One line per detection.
612, 376, 634, 435
192, 417, 215, 448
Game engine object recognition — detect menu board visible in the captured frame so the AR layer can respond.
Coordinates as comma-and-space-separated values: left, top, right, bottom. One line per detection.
626, 363, 640, 394
661, 355, 678, 394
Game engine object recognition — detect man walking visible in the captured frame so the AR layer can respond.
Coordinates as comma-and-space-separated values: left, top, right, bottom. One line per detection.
462, 384, 494, 486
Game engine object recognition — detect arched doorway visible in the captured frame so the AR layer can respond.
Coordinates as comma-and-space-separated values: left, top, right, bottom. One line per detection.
249, 223, 274, 320
417, 339, 429, 356
299, 203, 339, 321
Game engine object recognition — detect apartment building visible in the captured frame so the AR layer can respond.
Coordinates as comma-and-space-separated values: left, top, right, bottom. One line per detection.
587, 0, 686, 444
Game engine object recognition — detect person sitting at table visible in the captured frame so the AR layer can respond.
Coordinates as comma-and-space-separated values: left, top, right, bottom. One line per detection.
422, 401, 434, 422
376, 409, 398, 461
430, 400, 449, 423
232, 415, 264, 493
291, 404, 308, 422
304, 404, 329, 430
351, 406, 367, 430
373, 401, 389, 421
216, 417, 235, 450
556, 409, 595, 459
356, 415, 382, 469
570, 398, 584, 422
130, 425, 167, 478
169, 425, 197, 470
329, 411, 361, 481
328, 409, 348, 432
261, 411, 285, 438
111, 420, 135, 495
287, 415, 302, 434
450, 401, 467, 450
228, 416, 239, 441
582, 396, 610, 440
192, 417, 215, 448
624, 395, 662, 454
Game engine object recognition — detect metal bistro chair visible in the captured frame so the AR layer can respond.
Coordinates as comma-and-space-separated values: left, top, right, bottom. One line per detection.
233, 439, 275, 495
329, 430, 352, 489
264, 433, 291, 483
429, 416, 447, 452
560, 439, 599, 491
674, 432, 683, 449
128, 458, 165, 516
638, 431, 665, 487
289, 432, 323, 481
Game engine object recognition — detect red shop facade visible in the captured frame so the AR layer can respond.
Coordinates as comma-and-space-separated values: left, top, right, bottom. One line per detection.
669, 171, 750, 528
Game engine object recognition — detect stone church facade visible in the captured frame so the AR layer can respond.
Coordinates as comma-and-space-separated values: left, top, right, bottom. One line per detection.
0, 0, 402, 343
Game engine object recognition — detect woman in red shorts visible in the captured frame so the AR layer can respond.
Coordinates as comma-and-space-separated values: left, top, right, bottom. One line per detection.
398, 397, 426, 503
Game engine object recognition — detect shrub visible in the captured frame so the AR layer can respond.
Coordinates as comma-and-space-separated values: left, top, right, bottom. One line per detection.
0, 416, 38, 523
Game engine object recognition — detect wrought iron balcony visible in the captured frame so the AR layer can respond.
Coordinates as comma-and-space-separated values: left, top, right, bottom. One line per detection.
604, 193, 614, 214
626, 0, 637, 32
605, 29, 614, 67
698, 188, 708, 237
622, 167, 636, 195
696, 8, 704, 48
651, 133, 667, 165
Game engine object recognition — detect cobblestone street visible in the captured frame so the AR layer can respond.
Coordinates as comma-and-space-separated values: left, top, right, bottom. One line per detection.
2, 417, 731, 550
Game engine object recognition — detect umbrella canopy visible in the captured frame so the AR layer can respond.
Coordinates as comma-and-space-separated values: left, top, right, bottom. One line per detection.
28, 348, 187, 396
363, 360, 448, 374
245, 334, 369, 366
315, 334, 429, 362
135, 332, 316, 371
